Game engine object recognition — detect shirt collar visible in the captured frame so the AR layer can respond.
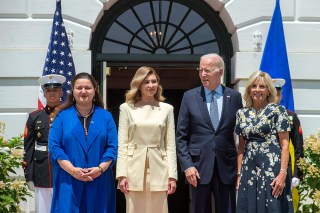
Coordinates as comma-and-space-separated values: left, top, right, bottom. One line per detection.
204, 84, 223, 97
45, 105, 56, 113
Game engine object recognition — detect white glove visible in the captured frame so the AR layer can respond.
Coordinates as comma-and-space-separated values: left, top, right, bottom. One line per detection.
291, 177, 300, 188
27, 181, 35, 191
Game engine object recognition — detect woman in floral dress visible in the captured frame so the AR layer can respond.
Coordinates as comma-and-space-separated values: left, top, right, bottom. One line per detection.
236, 71, 294, 213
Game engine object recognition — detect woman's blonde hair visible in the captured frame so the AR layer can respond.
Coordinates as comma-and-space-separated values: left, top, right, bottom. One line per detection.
243, 71, 278, 107
125, 66, 165, 103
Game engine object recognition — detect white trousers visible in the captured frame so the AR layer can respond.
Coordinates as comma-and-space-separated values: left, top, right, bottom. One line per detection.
125, 168, 168, 213
35, 187, 53, 213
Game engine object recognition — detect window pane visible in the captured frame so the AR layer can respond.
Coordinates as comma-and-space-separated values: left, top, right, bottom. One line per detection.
102, 0, 220, 55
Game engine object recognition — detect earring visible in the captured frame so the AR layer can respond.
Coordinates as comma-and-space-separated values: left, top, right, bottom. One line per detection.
93, 96, 96, 102
73, 97, 75, 102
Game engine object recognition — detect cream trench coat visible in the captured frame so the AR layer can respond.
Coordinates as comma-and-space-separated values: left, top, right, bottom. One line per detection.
116, 102, 178, 191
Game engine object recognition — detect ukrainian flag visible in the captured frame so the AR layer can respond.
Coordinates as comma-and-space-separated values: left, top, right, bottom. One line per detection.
260, 0, 294, 112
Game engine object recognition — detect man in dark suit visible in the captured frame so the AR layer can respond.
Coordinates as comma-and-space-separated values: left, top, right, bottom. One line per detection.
176, 53, 243, 213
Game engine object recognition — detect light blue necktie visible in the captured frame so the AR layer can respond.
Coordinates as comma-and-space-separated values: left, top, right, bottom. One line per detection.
210, 91, 219, 130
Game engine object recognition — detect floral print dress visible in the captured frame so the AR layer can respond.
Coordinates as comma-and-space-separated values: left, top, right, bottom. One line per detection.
235, 103, 294, 213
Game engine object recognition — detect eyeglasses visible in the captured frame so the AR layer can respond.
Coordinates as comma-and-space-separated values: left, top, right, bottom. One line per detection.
198, 67, 219, 74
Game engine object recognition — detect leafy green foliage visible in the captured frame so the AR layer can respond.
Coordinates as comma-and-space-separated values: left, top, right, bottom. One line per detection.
0, 122, 31, 213
297, 130, 320, 213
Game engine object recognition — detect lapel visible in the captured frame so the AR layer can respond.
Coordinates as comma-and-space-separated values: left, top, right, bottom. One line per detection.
70, 106, 102, 153
217, 86, 231, 130
86, 108, 102, 152
195, 86, 215, 130
71, 107, 88, 152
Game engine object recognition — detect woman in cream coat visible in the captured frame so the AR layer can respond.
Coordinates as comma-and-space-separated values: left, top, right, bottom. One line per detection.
116, 66, 178, 213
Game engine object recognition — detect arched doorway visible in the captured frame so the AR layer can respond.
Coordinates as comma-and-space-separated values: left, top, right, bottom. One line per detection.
90, 0, 233, 212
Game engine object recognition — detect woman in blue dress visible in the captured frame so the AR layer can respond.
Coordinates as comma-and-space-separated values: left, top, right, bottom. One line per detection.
236, 71, 294, 213
49, 73, 118, 213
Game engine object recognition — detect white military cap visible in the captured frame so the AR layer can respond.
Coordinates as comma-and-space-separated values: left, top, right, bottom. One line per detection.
272, 78, 285, 91
38, 74, 66, 89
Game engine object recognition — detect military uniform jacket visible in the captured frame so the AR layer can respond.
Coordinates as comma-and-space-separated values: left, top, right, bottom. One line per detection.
287, 110, 304, 179
24, 106, 54, 187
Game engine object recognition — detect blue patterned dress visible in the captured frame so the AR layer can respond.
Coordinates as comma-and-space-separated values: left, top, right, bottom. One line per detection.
235, 103, 294, 213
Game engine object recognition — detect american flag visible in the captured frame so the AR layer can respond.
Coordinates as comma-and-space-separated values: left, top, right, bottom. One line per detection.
38, 0, 75, 109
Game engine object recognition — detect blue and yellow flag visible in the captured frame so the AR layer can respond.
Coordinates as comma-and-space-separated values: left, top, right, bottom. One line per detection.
260, 0, 294, 112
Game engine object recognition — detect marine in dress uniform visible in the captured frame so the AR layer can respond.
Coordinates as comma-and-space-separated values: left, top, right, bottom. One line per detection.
273, 78, 304, 212
23, 74, 66, 213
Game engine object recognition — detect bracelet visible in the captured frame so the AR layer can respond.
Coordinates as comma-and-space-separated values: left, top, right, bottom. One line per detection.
98, 165, 104, 174
280, 168, 287, 175
237, 172, 241, 176
71, 167, 74, 176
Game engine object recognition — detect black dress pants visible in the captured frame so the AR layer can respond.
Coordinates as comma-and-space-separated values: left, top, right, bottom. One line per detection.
190, 161, 236, 213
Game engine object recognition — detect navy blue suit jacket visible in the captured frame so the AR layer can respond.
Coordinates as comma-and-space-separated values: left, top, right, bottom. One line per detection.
176, 85, 243, 185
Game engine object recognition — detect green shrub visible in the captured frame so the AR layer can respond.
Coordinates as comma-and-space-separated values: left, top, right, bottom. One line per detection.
297, 130, 320, 213
0, 122, 31, 213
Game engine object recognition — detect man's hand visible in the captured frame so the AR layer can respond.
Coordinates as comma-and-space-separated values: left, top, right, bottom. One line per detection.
185, 167, 200, 187
27, 181, 35, 191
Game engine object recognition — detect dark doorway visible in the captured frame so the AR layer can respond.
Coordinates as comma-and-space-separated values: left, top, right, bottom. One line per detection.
106, 67, 200, 213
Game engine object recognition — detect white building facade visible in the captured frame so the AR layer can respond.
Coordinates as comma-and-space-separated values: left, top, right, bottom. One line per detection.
0, 0, 319, 212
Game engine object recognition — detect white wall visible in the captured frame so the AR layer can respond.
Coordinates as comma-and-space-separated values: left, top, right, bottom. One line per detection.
0, 0, 99, 139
